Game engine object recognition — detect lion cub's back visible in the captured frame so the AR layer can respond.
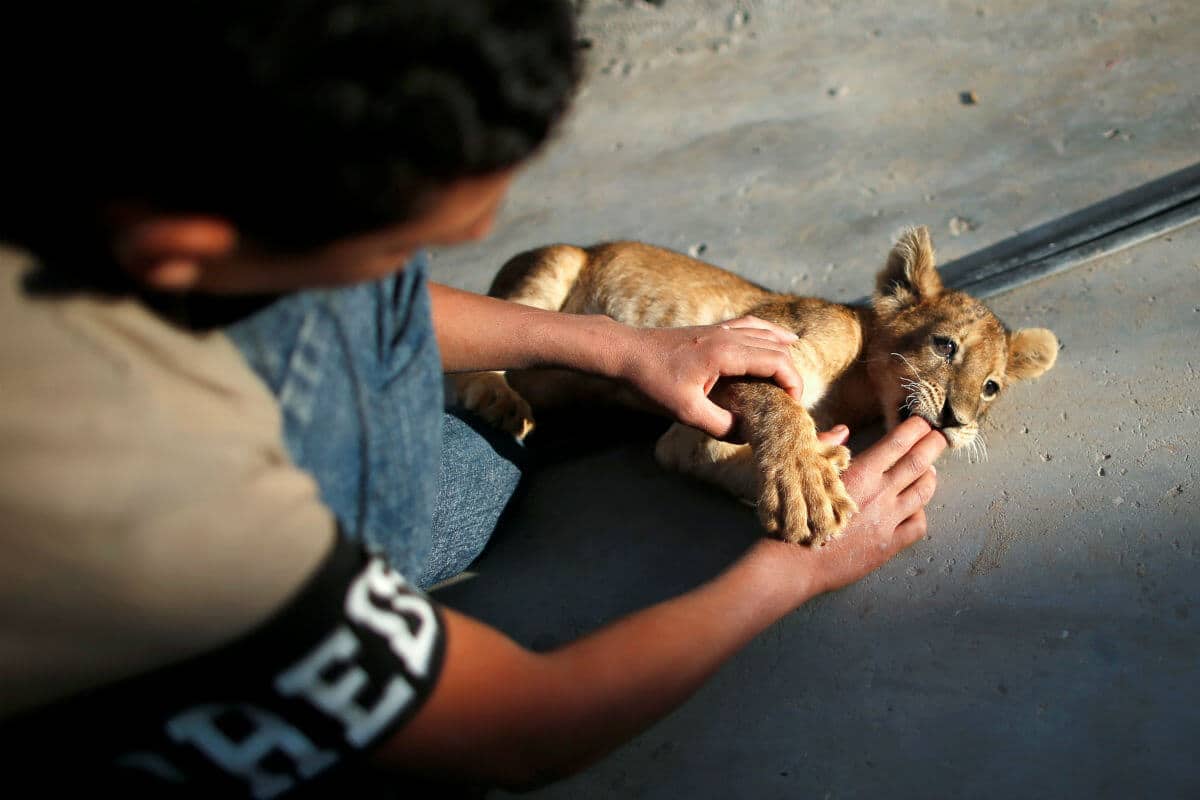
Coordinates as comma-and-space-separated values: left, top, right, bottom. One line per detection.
494, 241, 777, 329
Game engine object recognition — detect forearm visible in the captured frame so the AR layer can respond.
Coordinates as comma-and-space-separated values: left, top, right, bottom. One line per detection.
429, 281, 629, 375
526, 541, 813, 780
376, 541, 815, 788
432, 283, 808, 438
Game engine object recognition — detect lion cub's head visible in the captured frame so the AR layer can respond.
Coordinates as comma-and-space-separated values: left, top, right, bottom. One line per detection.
865, 226, 1059, 456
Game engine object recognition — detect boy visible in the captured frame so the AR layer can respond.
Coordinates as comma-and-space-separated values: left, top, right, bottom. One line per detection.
0, 1, 944, 794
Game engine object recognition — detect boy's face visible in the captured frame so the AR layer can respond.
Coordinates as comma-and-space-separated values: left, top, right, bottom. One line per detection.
116, 170, 516, 294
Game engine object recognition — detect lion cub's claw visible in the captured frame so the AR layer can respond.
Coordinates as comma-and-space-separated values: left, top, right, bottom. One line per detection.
456, 373, 535, 440
756, 441, 857, 545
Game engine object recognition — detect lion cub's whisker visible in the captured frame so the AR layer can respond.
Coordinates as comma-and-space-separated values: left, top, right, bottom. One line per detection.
891, 352, 922, 379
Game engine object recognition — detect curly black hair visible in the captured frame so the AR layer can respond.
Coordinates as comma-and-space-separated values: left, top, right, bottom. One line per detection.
2, 0, 580, 259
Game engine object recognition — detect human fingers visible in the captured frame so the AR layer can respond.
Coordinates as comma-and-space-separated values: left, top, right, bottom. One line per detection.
851, 416, 934, 475
892, 465, 938, 521
717, 328, 798, 354
884, 430, 947, 489
677, 398, 737, 441
892, 508, 928, 548
718, 344, 804, 402
723, 329, 796, 348
816, 424, 850, 448
721, 315, 800, 345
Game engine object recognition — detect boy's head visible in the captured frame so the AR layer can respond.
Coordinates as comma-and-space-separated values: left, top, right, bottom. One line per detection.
3, 0, 580, 291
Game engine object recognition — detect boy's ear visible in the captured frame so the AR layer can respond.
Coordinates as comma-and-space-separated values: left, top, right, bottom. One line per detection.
114, 216, 238, 291
873, 225, 943, 311
1007, 327, 1060, 381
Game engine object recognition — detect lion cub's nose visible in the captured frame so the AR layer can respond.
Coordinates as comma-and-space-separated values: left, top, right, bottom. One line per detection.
940, 399, 964, 429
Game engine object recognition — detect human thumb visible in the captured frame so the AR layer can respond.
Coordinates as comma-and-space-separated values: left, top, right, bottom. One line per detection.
692, 401, 739, 442
816, 424, 850, 447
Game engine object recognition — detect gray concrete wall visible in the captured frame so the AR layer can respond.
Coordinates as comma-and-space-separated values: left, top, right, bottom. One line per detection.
432, 2, 1199, 797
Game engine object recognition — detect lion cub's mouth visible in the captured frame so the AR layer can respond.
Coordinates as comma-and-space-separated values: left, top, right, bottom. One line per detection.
898, 404, 980, 454
897, 404, 942, 430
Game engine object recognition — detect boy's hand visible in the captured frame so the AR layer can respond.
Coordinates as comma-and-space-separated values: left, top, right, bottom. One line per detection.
751, 417, 946, 600
617, 316, 804, 440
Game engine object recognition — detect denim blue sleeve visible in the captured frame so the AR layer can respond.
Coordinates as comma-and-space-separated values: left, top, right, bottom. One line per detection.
226, 254, 444, 580
228, 253, 528, 587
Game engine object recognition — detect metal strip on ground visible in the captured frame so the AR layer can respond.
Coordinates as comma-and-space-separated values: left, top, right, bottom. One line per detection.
936, 162, 1200, 299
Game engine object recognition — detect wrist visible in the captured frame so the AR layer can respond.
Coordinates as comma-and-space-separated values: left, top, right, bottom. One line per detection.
507, 308, 628, 375
737, 538, 822, 615
584, 315, 640, 382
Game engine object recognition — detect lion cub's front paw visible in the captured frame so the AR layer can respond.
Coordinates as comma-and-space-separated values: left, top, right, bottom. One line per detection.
452, 372, 535, 439
755, 440, 857, 545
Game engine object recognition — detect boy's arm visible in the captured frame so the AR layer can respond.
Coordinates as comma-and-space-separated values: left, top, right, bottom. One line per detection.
372, 419, 945, 788
429, 281, 804, 440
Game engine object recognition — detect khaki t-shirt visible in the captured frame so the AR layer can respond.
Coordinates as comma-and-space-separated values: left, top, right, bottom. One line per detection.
0, 250, 447, 796
0, 248, 335, 716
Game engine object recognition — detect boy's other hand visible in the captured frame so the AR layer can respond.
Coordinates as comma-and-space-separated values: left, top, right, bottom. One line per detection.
617, 316, 804, 440
751, 417, 946, 602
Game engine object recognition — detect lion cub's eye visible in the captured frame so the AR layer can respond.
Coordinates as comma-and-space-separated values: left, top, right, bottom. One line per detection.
931, 336, 957, 360
982, 379, 1001, 399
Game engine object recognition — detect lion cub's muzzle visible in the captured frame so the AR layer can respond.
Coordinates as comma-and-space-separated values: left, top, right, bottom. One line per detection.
898, 403, 944, 430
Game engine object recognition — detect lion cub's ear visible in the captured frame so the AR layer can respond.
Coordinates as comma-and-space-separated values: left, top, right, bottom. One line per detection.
1007, 328, 1059, 381
873, 225, 943, 312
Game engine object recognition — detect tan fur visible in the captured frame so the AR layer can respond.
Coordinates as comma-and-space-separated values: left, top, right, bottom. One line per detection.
449, 227, 1059, 544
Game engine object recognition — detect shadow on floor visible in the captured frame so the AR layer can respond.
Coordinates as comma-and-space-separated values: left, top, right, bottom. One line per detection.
434, 409, 889, 648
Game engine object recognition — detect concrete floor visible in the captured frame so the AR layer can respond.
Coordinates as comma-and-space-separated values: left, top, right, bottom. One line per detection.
432, 1, 1199, 797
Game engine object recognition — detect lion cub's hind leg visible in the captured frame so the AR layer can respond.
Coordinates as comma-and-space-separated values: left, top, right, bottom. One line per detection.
448, 371, 535, 439
450, 245, 590, 439
654, 423, 758, 505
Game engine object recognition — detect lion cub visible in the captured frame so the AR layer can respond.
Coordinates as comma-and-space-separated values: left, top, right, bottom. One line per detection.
451, 227, 1058, 545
